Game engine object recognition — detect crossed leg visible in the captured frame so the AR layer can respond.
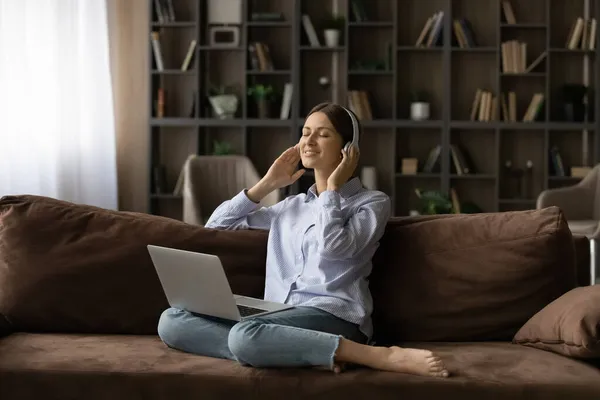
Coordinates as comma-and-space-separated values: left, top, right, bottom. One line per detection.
157, 306, 448, 378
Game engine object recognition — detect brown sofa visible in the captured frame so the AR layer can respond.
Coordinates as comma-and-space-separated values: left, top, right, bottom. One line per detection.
0, 195, 599, 400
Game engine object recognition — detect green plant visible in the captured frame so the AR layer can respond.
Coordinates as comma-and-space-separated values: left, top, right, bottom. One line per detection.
322, 14, 345, 30
411, 90, 428, 103
414, 189, 453, 215
247, 84, 275, 101
212, 140, 233, 155
208, 84, 235, 97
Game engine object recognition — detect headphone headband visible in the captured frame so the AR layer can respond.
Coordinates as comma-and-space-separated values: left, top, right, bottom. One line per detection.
341, 106, 360, 152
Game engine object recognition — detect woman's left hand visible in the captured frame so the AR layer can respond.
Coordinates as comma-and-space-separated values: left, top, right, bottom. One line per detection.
327, 145, 359, 192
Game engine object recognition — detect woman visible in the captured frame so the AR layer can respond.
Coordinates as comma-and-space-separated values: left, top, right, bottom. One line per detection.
157, 102, 449, 378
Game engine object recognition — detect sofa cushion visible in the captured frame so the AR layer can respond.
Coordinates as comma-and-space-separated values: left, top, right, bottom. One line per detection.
370, 207, 578, 343
0, 195, 268, 334
1, 333, 599, 400
513, 285, 600, 358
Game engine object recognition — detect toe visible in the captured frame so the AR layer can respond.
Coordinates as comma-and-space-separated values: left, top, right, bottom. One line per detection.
427, 357, 442, 366
432, 370, 449, 378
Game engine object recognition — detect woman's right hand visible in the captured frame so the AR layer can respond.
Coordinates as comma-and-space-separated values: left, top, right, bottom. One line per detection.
247, 145, 305, 202
264, 145, 305, 189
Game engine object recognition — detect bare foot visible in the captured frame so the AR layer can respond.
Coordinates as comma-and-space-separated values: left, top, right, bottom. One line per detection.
371, 346, 449, 378
334, 338, 449, 378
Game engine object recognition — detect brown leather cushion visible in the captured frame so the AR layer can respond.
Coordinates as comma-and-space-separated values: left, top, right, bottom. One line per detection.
370, 207, 578, 343
1, 333, 600, 400
513, 285, 600, 358
0, 195, 268, 334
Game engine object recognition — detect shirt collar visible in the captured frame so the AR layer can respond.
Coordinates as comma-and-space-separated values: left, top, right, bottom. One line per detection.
305, 176, 363, 202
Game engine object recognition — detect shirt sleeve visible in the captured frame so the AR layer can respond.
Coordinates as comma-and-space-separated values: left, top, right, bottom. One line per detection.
204, 189, 285, 230
315, 190, 391, 260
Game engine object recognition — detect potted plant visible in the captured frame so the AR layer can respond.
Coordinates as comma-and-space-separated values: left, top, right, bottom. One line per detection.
410, 91, 430, 121
212, 140, 233, 155
247, 83, 275, 118
322, 14, 345, 47
414, 189, 453, 215
208, 84, 238, 119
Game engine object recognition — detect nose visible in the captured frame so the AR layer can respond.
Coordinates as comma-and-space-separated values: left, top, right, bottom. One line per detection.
305, 134, 317, 145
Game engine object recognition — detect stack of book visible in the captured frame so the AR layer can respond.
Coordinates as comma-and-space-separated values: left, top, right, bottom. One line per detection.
347, 90, 373, 120
566, 17, 597, 50
415, 11, 444, 47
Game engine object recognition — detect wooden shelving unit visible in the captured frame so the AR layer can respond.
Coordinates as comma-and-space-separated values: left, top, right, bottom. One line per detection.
148, 0, 599, 220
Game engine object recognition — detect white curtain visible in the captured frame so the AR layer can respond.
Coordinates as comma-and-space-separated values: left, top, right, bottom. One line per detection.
0, 0, 118, 210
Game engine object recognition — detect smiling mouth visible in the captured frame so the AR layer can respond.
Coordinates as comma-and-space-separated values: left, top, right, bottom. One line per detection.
303, 150, 319, 156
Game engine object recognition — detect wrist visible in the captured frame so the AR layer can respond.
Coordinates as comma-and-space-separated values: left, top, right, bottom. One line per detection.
247, 179, 276, 203
327, 185, 340, 192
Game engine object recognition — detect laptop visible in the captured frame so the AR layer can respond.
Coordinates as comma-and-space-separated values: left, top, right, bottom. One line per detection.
147, 244, 293, 321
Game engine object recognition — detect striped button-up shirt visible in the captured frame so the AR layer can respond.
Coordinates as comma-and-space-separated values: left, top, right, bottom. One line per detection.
205, 177, 391, 340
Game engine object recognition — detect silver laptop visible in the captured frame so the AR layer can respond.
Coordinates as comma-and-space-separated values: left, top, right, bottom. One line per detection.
147, 244, 293, 321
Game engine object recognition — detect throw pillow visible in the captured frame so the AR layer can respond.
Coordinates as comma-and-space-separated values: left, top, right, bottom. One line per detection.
513, 285, 600, 358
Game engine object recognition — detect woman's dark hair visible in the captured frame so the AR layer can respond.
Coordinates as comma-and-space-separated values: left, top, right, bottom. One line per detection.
306, 102, 360, 147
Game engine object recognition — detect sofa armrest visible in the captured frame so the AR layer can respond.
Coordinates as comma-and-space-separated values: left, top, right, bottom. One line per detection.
537, 185, 594, 221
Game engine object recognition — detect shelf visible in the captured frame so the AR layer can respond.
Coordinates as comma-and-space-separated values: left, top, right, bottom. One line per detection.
500, 72, 547, 77
151, 69, 196, 75
247, 70, 291, 75
150, 118, 198, 127
151, 22, 196, 28
348, 21, 394, 27
546, 122, 596, 130
397, 46, 443, 52
500, 23, 547, 29
147, 1, 599, 219
451, 47, 497, 52
348, 70, 394, 76
399, 120, 443, 128
300, 46, 345, 51
150, 193, 182, 199
395, 173, 441, 178
450, 174, 496, 179
549, 48, 596, 54
246, 119, 293, 127
449, 121, 596, 130
197, 46, 245, 51
246, 21, 291, 27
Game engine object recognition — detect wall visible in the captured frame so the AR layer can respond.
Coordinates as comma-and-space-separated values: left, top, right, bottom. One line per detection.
107, 0, 149, 213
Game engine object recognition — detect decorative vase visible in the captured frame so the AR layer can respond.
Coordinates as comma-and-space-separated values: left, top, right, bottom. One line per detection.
209, 94, 238, 119
410, 102, 430, 121
324, 29, 340, 47
257, 98, 270, 118
360, 166, 377, 190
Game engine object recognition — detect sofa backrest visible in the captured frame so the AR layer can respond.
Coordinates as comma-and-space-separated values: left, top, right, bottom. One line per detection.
369, 209, 578, 343
0, 195, 268, 335
0, 195, 580, 343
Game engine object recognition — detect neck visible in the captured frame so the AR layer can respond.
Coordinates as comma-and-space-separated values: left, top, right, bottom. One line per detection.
314, 166, 345, 195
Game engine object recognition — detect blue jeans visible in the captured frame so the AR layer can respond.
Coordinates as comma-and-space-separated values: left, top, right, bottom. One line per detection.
157, 306, 367, 369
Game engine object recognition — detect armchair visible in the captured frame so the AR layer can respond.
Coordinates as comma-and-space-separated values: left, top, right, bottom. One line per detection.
537, 164, 600, 284
181, 155, 280, 225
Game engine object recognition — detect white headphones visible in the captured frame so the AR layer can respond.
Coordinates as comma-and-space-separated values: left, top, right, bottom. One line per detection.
341, 106, 360, 153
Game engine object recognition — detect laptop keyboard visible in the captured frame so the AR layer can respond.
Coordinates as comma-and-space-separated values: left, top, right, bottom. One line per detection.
237, 304, 268, 317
